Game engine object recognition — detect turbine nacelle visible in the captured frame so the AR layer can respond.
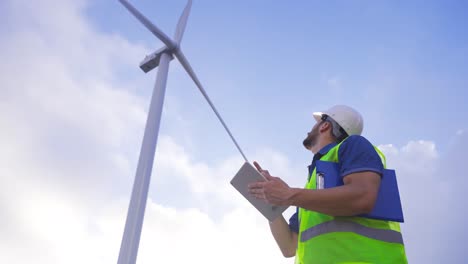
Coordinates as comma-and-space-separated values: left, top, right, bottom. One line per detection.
119, 0, 189, 74
139, 46, 174, 73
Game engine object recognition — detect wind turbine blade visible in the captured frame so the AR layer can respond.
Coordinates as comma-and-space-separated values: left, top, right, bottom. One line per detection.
174, 50, 249, 162
119, 0, 176, 49
174, 0, 192, 44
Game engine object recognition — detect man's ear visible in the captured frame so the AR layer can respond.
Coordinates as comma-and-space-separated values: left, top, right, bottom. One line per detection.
319, 122, 331, 133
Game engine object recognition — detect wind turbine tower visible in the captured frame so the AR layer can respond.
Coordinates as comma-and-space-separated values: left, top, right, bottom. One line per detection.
117, 1, 247, 263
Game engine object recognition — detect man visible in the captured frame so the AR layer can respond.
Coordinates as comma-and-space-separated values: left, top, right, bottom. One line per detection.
248, 105, 407, 263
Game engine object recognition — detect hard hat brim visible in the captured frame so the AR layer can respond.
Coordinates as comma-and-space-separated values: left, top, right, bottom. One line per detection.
313, 112, 323, 123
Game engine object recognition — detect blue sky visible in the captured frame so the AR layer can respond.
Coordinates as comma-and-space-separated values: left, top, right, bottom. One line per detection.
87, 0, 467, 156
1, 0, 467, 263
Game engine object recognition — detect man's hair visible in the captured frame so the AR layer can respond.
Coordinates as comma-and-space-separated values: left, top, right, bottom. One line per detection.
321, 115, 349, 142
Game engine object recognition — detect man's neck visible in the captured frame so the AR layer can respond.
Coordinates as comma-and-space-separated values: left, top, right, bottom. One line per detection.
310, 138, 335, 154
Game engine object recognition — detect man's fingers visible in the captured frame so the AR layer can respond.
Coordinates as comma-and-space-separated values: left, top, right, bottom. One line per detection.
252, 193, 266, 200
265, 175, 274, 181
253, 161, 274, 180
248, 183, 265, 200
253, 161, 263, 171
248, 181, 265, 189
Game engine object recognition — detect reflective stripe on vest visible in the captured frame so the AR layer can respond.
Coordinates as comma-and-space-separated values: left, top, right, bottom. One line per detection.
300, 219, 404, 244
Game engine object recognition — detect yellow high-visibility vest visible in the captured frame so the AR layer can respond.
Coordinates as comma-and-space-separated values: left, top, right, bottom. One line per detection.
296, 139, 407, 264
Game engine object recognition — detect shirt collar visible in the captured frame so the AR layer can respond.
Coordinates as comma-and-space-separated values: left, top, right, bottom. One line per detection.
317, 142, 337, 156
307, 142, 337, 179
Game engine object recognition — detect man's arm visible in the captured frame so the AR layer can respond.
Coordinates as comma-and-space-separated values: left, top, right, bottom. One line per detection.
252, 161, 298, 257
269, 216, 298, 258
249, 171, 381, 217
290, 171, 381, 216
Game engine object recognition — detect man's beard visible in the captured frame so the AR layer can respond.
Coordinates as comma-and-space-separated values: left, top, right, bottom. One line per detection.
303, 125, 319, 149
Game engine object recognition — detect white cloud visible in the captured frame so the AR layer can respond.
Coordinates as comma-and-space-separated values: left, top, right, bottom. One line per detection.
137, 201, 283, 264
0, 1, 295, 263
379, 136, 467, 264
379, 140, 438, 175
0, 0, 151, 198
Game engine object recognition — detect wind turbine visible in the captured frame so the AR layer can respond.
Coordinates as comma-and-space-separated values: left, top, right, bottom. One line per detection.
117, 1, 248, 263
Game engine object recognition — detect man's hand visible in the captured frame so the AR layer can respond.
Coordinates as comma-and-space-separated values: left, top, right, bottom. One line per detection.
248, 161, 295, 206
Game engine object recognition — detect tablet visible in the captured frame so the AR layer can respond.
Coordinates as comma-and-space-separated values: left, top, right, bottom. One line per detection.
230, 162, 289, 221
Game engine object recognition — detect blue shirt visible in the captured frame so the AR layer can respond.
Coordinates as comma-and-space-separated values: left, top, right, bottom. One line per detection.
288, 135, 384, 233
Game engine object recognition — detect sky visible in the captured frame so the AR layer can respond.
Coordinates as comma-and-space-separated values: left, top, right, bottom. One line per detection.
1, 0, 467, 263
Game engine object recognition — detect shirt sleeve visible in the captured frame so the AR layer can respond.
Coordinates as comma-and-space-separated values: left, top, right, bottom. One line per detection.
288, 208, 299, 233
338, 135, 384, 178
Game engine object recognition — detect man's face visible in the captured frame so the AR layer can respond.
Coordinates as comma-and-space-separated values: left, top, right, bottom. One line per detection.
303, 121, 322, 150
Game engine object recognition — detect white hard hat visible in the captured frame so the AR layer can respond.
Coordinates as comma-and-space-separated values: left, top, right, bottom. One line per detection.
313, 105, 364, 136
